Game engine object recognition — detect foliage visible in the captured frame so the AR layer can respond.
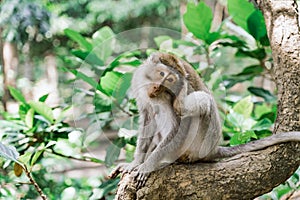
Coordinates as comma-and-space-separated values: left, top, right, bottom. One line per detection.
0, 0, 51, 43
0, 0, 298, 199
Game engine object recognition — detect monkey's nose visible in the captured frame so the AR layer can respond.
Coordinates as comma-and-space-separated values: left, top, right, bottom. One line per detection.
148, 84, 164, 98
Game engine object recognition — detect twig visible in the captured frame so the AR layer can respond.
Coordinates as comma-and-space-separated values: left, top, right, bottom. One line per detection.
23, 165, 48, 200
112, 99, 133, 117
47, 150, 104, 164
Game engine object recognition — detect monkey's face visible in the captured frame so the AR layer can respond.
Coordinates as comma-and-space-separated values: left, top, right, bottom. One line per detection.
146, 65, 182, 98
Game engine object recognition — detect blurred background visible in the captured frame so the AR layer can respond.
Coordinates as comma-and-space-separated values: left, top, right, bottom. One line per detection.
0, 0, 298, 199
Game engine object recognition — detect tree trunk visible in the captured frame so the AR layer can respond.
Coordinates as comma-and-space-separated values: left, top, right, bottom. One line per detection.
115, 1, 300, 199
2, 42, 18, 111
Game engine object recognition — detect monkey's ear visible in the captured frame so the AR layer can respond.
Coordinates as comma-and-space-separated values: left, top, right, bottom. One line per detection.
148, 52, 161, 64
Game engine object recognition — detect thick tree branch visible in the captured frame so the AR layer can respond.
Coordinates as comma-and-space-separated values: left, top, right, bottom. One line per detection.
118, 143, 299, 200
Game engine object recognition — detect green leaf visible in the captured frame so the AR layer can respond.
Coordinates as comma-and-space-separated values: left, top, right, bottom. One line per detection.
64, 28, 93, 51
92, 26, 115, 62
154, 35, 172, 47
68, 69, 98, 89
30, 149, 44, 166
39, 94, 49, 102
230, 130, 257, 145
236, 65, 264, 76
97, 178, 120, 198
112, 73, 133, 105
8, 87, 26, 104
205, 32, 221, 45
18, 152, 32, 166
94, 92, 113, 113
103, 51, 141, 76
236, 48, 266, 60
259, 34, 270, 46
0, 142, 19, 163
0, 120, 26, 131
233, 96, 253, 119
25, 108, 34, 128
183, 2, 213, 41
252, 118, 273, 131
99, 71, 123, 96
248, 87, 276, 102
71, 50, 104, 66
19, 103, 31, 122
29, 101, 54, 124
120, 59, 141, 67
105, 138, 126, 166
226, 112, 256, 132
254, 103, 273, 119
223, 75, 253, 89
247, 10, 267, 41
228, 0, 255, 31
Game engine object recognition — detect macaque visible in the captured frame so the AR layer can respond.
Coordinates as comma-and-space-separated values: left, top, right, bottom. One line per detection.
110, 52, 300, 188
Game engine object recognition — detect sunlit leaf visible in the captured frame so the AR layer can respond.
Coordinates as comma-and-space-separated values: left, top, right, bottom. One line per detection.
183, 2, 212, 41
64, 28, 93, 51
29, 101, 54, 124
112, 73, 133, 105
8, 86, 26, 104
0, 142, 19, 163
228, 0, 255, 31
30, 149, 44, 167
25, 108, 34, 128
71, 50, 104, 66
254, 103, 273, 119
233, 96, 253, 119
68, 69, 98, 89
154, 35, 172, 47
105, 138, 126, 166
94, 92, 113, 113
0, 120, 26, 131
99, 71, 122, 96
92, 26, 115, 62
230, 130, 257, 145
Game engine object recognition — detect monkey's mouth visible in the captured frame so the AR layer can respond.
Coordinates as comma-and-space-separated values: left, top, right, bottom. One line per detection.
148, 84, 175, 98
148, 84, 165, 98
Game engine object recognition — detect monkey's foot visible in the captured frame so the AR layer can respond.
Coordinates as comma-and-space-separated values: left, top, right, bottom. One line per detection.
109, 163, 139, 179
132, 171, 150, 189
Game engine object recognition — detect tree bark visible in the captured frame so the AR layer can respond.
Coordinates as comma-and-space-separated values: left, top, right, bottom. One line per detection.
115, 1, 300, 199
2, 42, 18, 111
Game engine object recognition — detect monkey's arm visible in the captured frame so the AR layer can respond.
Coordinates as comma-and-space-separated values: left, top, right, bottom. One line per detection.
109, 108, 157, 178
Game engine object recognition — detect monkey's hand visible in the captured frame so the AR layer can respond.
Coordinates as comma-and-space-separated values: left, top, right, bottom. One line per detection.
131, 164, 151, 189
174, 79, 189, 116
108, 162, 140, 179
181, 91, 211, 117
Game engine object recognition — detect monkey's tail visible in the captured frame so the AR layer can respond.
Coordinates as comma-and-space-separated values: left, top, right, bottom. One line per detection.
213, 131, 300, 160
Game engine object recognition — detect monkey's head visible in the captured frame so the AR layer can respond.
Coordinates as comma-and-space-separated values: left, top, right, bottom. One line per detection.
144, 64, 183, 98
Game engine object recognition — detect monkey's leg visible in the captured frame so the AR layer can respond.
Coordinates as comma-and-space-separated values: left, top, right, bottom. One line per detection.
132, 117, 192, 188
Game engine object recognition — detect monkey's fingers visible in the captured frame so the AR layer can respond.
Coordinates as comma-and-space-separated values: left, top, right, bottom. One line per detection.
108, 166, 123, 179
134, 172, 150, 189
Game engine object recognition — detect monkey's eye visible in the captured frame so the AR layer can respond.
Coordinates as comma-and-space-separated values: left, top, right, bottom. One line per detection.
159, 71, 165, 77
167, 78, 174, 82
